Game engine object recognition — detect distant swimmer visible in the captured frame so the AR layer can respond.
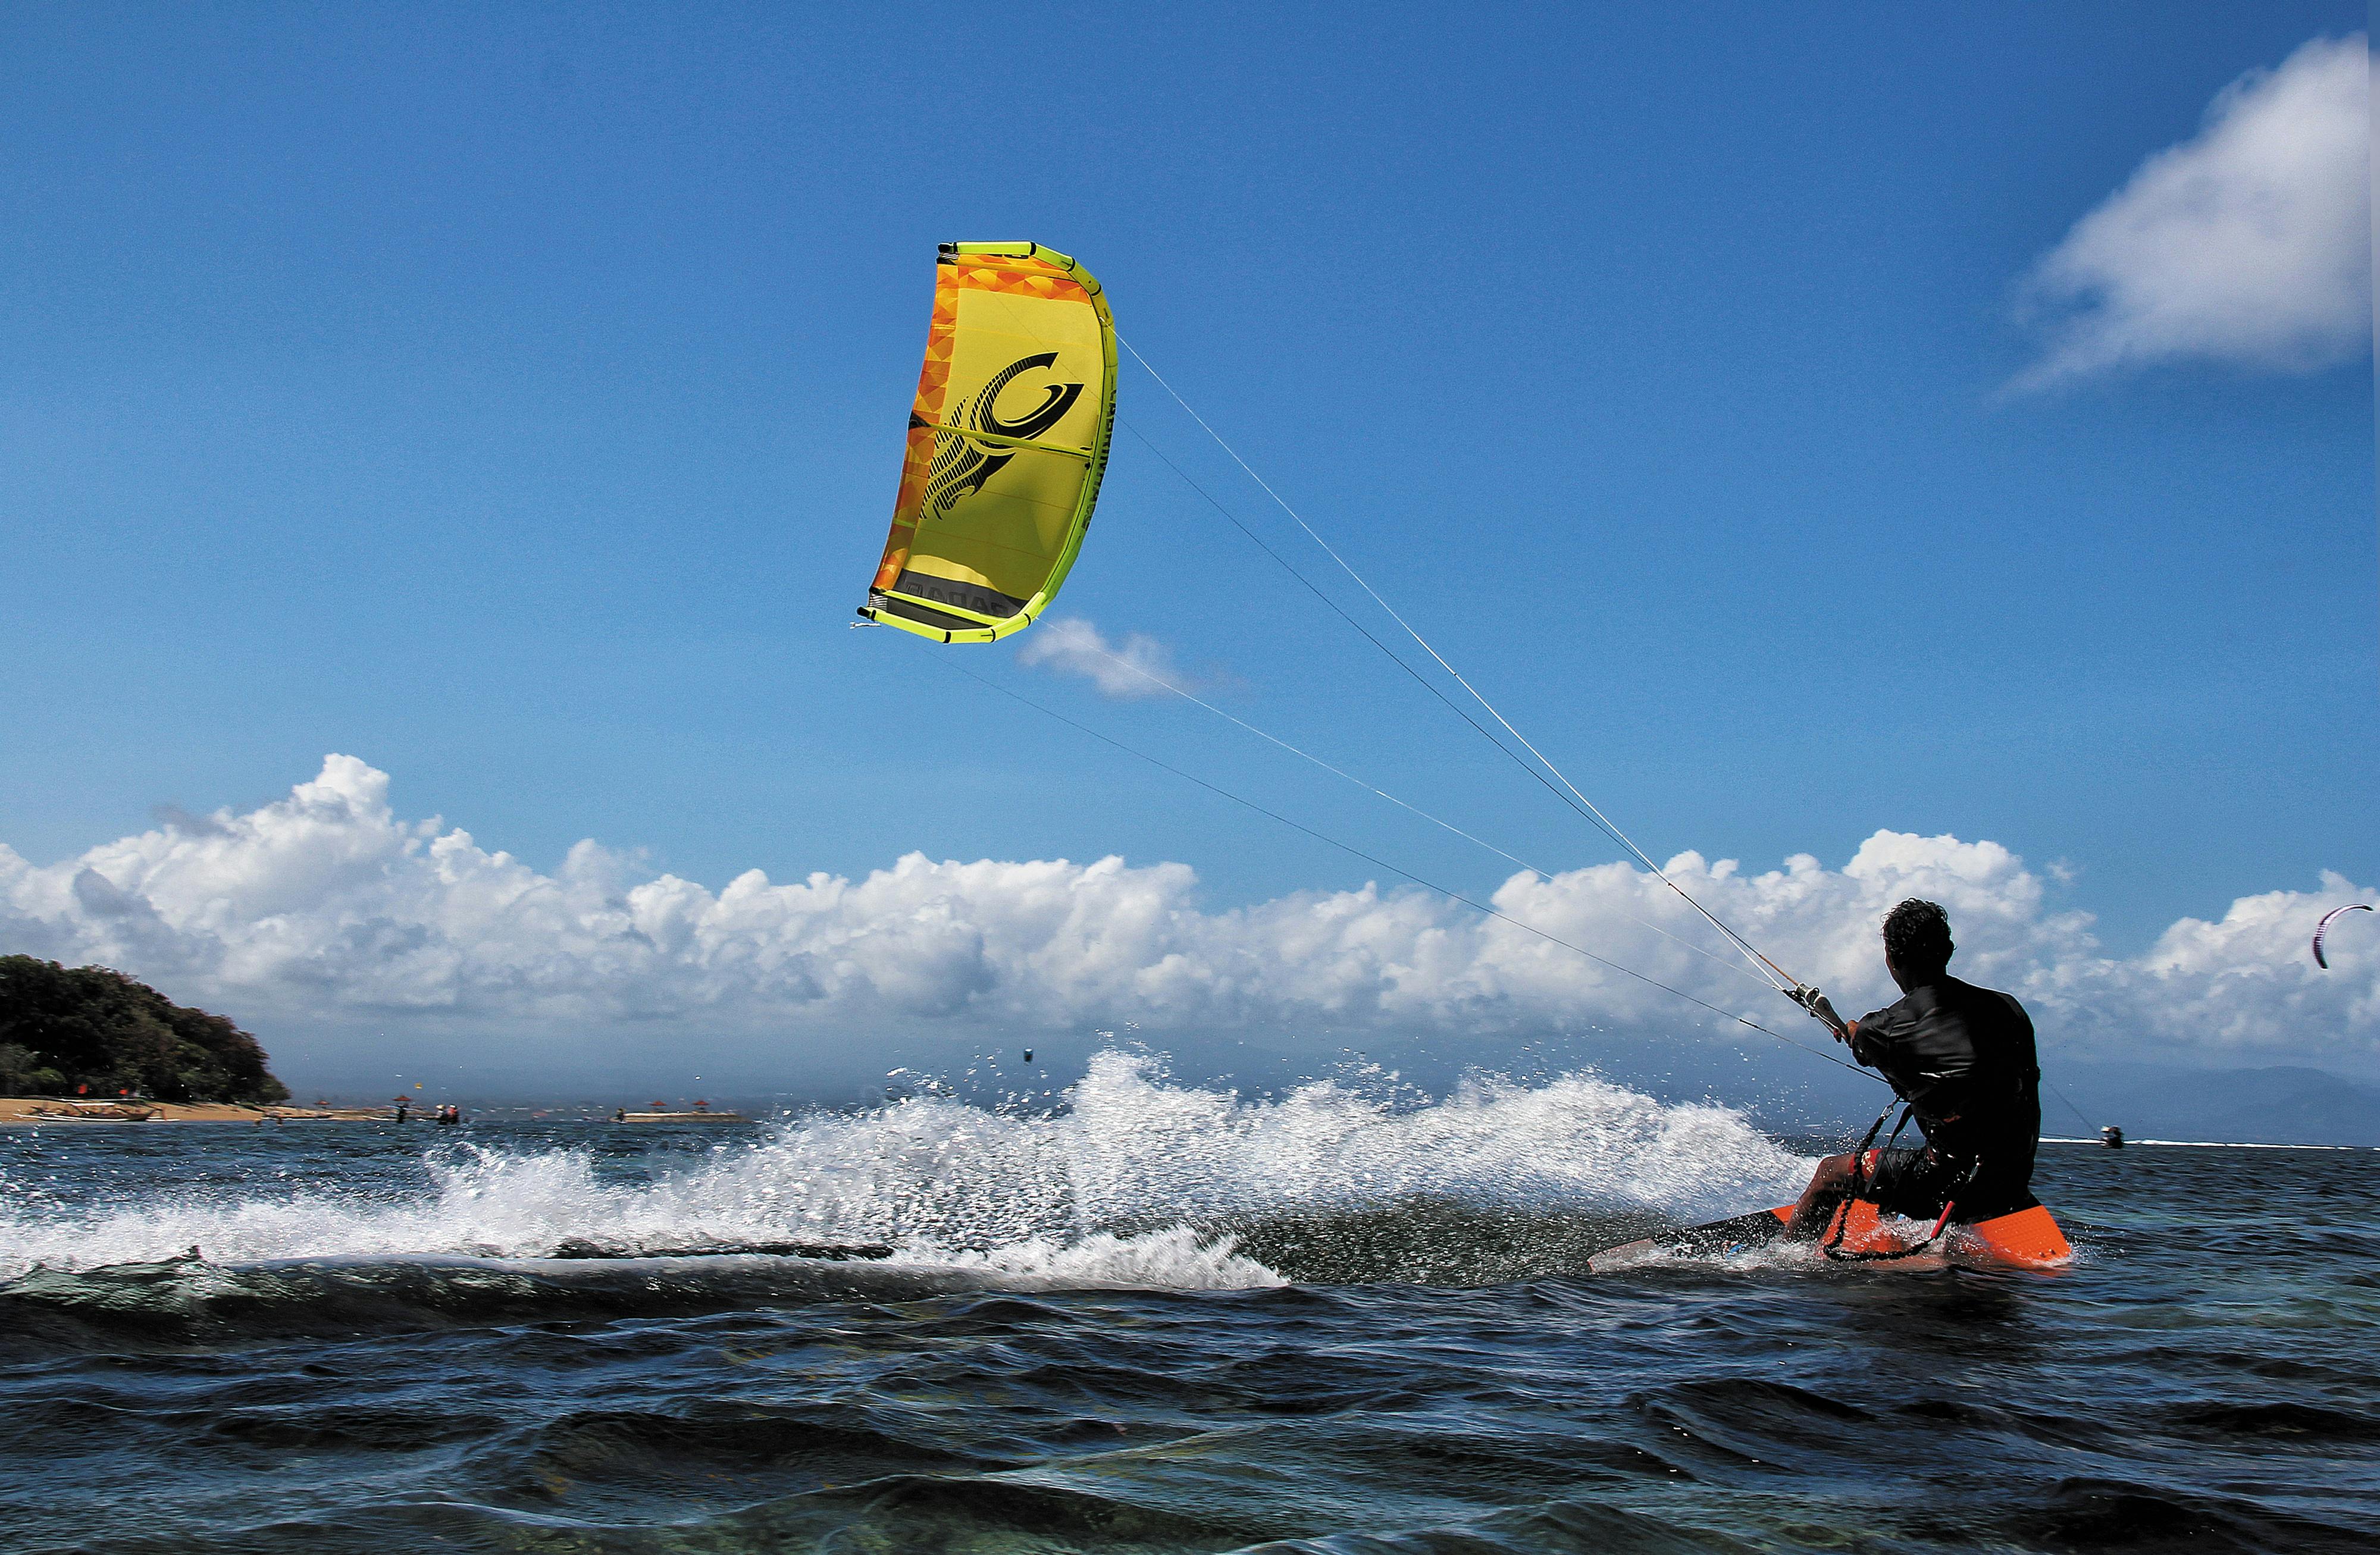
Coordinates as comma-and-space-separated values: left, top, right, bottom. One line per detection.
1022, 1049, 1034, 1063
1787, 899, 2042, 1237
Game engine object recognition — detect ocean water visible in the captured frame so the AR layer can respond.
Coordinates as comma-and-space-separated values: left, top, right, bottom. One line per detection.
1, 1051, 2372, 1554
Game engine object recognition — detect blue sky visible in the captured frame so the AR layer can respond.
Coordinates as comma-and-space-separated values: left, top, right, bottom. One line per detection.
2, 6, 2372, 1096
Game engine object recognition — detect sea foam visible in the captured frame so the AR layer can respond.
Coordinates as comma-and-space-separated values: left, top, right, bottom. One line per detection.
0, 1051, 1809, 1286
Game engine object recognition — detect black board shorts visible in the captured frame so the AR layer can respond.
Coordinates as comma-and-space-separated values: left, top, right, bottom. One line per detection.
1863, 1144, 2039, 1223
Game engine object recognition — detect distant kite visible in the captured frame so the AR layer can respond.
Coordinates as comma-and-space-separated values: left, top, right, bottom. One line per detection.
2312, 903, 2372, 969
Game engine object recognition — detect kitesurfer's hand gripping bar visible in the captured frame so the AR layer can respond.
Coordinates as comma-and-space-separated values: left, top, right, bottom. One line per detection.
1789, 986, 1850, 1042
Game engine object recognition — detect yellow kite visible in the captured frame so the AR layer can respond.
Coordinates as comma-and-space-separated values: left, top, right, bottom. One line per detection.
859, 243, 1117, 642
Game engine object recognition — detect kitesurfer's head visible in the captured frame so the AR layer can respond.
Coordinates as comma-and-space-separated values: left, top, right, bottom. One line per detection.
1882, 898, 1953, 988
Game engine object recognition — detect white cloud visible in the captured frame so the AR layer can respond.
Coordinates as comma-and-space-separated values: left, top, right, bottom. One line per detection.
2011, 33, 2371, 390
1014, 616, 1193, 698
4, 757, 2375, 1077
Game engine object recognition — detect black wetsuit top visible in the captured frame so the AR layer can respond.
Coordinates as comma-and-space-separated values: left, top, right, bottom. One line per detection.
1850, 976, 2042, 1218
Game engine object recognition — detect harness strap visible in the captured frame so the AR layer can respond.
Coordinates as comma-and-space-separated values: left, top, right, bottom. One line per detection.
1825, 1101, 1906, 1249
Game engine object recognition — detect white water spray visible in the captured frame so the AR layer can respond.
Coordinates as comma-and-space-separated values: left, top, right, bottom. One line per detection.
0, 1052, 1809, 1286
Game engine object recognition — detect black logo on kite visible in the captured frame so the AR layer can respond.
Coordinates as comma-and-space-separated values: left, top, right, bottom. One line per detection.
923, 352, 1084, 517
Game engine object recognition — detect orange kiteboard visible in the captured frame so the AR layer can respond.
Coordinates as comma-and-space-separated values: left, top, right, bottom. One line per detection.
1587, 1199, 2072, 1273
1808, 1198, 2072, 1267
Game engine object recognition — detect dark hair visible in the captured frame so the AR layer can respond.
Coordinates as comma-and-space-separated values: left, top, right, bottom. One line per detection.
1882, 898, 1953, 977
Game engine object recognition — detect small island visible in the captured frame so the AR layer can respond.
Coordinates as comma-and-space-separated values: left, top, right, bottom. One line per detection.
0, 955, 290, 1114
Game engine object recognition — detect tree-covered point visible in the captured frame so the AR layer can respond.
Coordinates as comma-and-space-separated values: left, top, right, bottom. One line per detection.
0, 957, 289, 1103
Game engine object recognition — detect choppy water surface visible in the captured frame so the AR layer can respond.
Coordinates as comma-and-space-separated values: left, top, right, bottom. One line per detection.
1, 1052, 2372, 1553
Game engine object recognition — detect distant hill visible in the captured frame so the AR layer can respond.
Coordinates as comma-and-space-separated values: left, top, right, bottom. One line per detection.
2049, 1061, 2380, 1148
0, 956, 289, 1105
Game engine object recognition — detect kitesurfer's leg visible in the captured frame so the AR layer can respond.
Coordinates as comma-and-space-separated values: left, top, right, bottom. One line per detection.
1784, 1153, 1859, 1240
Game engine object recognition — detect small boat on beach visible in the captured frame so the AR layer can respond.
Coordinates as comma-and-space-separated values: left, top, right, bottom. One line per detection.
612, 1103, 746, 1123
30, 1101, 159, 1123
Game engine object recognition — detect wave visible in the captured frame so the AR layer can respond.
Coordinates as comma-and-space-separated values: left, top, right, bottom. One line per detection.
0, 1051, 1809, 1294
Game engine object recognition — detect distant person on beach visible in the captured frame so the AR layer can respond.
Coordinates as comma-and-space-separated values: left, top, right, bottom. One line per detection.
1787, 899, 2043, 1235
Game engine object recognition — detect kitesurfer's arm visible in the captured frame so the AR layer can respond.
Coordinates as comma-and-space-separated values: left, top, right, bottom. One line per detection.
1847, 1008, 1897, 1070
1841, 1001, 1945, 1115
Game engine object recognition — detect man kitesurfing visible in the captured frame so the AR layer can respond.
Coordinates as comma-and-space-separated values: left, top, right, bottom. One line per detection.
861, 240, 2072, 1269
1590, 899, 2064, 1270
1786, 899, 2042, 1238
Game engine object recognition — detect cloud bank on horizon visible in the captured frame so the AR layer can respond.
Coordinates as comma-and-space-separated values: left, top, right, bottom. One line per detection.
2012, 33, 2370, 391
2, 757, 2370, 1075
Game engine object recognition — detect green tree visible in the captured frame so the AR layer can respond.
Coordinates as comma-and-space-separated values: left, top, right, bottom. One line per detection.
0, 1042, 47, 1093
0, 957, 290, 1103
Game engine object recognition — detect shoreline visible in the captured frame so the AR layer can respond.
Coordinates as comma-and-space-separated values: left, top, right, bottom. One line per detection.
0, 1096, 394, 1124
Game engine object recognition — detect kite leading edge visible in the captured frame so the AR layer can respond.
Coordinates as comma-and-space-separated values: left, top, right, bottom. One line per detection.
858, 242, 1118, 643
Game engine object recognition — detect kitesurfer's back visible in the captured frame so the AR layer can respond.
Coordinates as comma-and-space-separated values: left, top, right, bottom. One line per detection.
1846, 954, 2041, 1219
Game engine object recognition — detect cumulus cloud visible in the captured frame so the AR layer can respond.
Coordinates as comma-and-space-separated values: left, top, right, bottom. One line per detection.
2011, 33, 2371, 390
2, 757, 2373, 1075
1014, 617, 1195, 698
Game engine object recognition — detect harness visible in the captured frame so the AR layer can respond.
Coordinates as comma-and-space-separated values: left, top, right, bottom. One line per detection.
1819, 1098, 1981, 1264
